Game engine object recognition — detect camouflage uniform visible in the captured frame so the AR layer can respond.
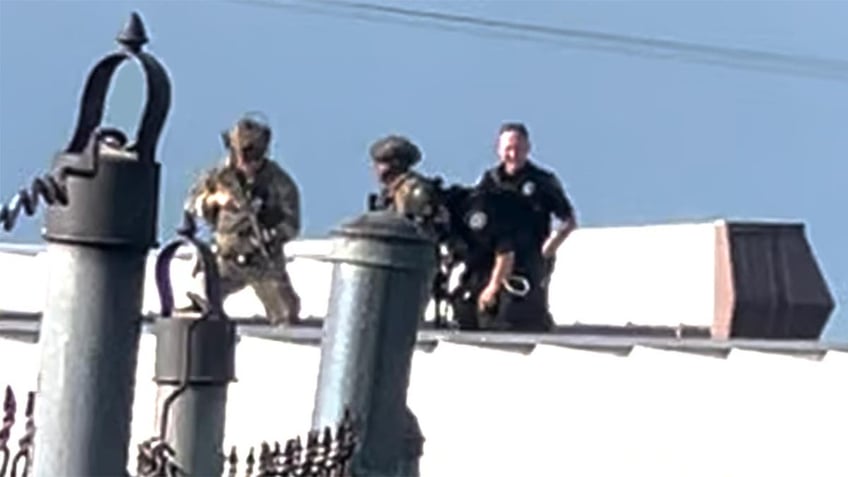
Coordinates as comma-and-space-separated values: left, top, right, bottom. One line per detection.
185, 115, 302, 325
367, 135, 458, 326
367, 135, 449, 240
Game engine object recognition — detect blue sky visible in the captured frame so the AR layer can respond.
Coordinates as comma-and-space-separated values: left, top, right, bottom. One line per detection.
2, 0, 847, 339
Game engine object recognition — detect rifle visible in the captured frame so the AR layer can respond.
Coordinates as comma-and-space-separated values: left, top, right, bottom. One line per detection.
431, 244, 460, 329
367, 177, 465, 329
205, 167, 274, 261
428, 183, 473, 329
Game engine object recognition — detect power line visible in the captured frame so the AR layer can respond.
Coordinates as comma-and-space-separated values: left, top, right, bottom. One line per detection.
225, 0, 848, 82
313, 0, 848, 70
228, 0, 717, 64
227, 0, 579, 48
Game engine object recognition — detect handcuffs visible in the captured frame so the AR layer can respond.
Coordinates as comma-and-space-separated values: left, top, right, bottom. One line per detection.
502, 274, 531, 297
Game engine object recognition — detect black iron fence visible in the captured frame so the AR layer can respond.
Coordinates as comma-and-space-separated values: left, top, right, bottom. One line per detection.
0, 387, 34, 477
3, 386, 355, 477
136, 410, 356, 477
221, 410, 356, 477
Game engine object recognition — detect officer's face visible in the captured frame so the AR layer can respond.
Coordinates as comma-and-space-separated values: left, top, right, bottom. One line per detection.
373, 160, 397, 182
235, 148, 263, 177
497, 131, 530, 169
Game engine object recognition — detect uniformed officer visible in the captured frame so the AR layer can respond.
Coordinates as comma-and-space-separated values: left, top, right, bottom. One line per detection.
366, 134, 458, 326
444, 183, 549, 331
367, 134, 450, 240
184, 113, 302, 325
475, 122, 577, 326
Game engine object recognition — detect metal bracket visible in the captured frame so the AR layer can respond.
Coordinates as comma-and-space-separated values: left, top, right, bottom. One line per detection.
43, 12, 172, 248
65, 12, 170, 162
155, 226, 224, 319
152, 228, 236, 443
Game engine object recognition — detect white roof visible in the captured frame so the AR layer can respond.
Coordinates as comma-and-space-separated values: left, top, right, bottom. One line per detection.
0, 219, 731, 329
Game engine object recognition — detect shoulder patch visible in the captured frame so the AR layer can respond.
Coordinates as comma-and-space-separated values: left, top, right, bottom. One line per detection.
467, 210, 488, 230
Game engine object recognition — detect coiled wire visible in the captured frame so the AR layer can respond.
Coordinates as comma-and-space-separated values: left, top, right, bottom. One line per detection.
0, 173, 69, 232
0, 129, 113, 232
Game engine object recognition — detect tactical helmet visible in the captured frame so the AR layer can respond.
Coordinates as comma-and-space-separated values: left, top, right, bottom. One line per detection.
222, 112, 272, 161
402, 180, 439, 220
369, 135, 421, 169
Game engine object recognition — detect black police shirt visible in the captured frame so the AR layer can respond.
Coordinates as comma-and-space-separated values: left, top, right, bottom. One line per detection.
450, 186, 537, 281
478, 161, 574, 250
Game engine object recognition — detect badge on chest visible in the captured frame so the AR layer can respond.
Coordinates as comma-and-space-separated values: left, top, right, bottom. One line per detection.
466, 210, 488, 231
521, 180, 536, 196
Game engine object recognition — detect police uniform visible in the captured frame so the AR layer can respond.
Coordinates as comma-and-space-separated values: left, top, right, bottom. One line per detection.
478, 161, 574, 253
185, 116, 302, 325
447, 185, 553, 332
476, 161, 575, 317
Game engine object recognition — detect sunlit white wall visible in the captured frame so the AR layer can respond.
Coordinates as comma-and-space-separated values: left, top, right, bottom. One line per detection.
1, 336, 845, 476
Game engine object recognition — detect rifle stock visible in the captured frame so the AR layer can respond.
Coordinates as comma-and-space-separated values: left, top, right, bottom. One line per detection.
431, 249, 456, 329
210, 167, 274, 261
367, 193, 379, 211
429, 182, 476, 329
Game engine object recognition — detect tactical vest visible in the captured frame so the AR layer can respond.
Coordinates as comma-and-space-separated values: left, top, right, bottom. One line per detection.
375, 171, 449, 239
210, 164, 279, 260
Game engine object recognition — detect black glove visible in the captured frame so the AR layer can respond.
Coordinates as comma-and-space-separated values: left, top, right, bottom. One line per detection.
176, 210, 197, 238
543, 255, 556, 278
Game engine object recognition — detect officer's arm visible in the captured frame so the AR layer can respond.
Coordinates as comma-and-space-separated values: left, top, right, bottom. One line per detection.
485, 234, 516, 293
487, 250, 515, 293
541, 175, 577, 258
269, 171, 302, 242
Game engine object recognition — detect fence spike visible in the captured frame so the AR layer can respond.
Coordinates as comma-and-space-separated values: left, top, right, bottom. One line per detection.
167, 410, 360, 477
1, 386, 15, 444
226, 446, 238, 477
245, 446, 255, 471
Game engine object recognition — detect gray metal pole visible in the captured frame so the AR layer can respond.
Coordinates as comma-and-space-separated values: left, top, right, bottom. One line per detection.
312, 210, 437, 477
32, 12, 171, 477
35, 245, 149, 473
153, 321, 235, 476
150, 232, 237, 477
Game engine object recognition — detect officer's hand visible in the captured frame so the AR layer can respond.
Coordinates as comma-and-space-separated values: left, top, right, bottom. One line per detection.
206, 191, 233, 208
477, 284, 499, 312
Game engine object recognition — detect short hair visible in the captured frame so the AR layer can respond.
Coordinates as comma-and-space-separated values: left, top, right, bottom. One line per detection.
498, 122, 530, 141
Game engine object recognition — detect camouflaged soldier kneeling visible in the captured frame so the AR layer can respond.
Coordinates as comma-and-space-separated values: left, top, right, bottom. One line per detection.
367, 134, 449, 239
184, 113, 302, 325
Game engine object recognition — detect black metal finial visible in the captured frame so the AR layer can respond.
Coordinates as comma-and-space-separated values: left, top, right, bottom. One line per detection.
117, 12, 149, 53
